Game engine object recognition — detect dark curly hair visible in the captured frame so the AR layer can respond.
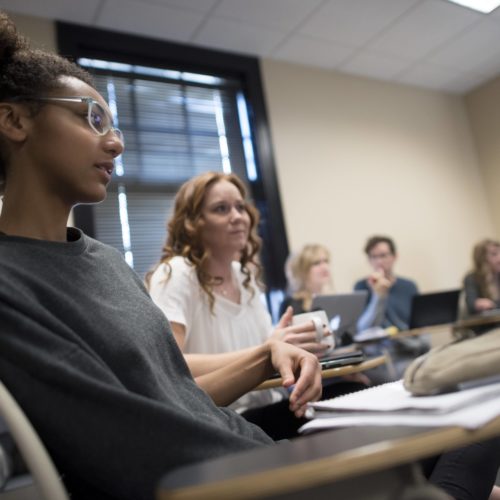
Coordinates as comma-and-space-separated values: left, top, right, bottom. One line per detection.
145, 171, 262, 312
0, 11, 94, 194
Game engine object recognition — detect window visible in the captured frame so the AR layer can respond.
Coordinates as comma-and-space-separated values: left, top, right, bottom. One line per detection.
58, 22, 289, 290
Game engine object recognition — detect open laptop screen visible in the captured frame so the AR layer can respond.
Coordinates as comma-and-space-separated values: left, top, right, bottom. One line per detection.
311, 291, 368, 339
409, 289, 460, 329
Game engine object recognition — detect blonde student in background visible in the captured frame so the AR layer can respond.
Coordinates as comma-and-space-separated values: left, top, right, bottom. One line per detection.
279, 243, 333, 316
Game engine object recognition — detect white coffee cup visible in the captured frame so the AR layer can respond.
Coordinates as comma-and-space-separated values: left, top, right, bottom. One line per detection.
292, 310, 335, 353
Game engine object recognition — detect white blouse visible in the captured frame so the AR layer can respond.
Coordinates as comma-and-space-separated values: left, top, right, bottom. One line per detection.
149, 256, 284, 412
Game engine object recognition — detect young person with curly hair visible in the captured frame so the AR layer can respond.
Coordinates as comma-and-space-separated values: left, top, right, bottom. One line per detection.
146, 172, 328, 438
0, 12, 322, 499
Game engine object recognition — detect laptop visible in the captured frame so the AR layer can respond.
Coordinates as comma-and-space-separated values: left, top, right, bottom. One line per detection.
311, 291, 368, 340
409, 289, 460, 329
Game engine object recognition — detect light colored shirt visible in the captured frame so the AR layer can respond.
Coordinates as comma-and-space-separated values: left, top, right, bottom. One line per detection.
149, 256, 283, 412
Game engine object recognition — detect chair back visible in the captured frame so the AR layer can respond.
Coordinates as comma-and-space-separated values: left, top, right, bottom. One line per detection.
0, 381, 68, 500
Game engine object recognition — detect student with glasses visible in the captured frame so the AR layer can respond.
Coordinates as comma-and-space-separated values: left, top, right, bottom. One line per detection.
0, 12, 321, 499
0, 12, 498, 500
354, 235, 429, 382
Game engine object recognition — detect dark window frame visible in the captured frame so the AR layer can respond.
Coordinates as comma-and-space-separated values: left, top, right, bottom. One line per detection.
57, 22, 288, 289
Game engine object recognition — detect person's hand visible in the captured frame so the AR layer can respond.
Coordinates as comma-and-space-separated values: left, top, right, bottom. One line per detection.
271, 306, 330, 356
265, 338, 322, 417
368, 270, 392, 296
474, 298, 496, 312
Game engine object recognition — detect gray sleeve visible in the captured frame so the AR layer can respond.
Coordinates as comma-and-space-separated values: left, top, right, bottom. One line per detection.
356, 293, 388, 332
0, 313, 269, 500
463, 274, 480, 314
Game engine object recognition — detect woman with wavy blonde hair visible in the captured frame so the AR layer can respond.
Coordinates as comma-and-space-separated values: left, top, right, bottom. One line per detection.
147, 172, 326, 438
280, 244, 333, 315
464, 238, 500, 314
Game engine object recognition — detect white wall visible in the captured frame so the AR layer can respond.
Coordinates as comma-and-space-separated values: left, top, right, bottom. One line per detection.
260, 59, 494, 292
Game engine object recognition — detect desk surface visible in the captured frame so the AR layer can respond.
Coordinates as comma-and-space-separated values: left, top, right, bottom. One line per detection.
158, 415, 500, 500
454, 313, 500, 330
256, 355, 386, 391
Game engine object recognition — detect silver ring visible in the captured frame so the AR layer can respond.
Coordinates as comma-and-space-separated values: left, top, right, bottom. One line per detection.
311, 317, 324, 343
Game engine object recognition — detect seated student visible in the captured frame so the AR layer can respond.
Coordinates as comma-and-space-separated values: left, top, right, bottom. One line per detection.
354, 235, 429, 381
279, 243, 333, 316
0, 15, 321, 498
0, 14, 498, 500
279, 243, 369, 390
463, 239, 500, 315
146, 173, 329, 439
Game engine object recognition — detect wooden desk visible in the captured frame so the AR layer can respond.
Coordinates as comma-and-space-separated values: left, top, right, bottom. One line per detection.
256, 356, 386, 391
157, 415, 500, 500
356, 314, 500, 342
453, 313, 500, 331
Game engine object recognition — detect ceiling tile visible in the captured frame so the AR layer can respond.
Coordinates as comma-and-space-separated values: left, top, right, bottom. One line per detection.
141, 0, 219, 13
213, 0, 323, 31
193, 17, 286, 56
340, 50, 411, 80
272, 35, 355, 69
0, 0, 100, 24
396, 62, 466, 91
370, 0, 481, 60
444, 72, 494, 94
429, 18, 500, 73
298, 0, 419, 47
97, 0, 205, 42
4, 0, 500, 93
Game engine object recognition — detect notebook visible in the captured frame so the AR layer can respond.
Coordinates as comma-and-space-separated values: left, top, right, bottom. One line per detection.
409, 289, 460, 329
299, 379, 500, 433
311, 291, 368, 339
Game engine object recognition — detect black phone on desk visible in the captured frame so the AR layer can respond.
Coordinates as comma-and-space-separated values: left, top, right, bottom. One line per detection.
318, 349, 365, 369
268, 350, 365, 379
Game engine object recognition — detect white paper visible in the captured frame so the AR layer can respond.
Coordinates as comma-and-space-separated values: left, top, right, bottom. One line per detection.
300, 379, 500, 434
300, 397, 500, 433
309, 380, 500, 413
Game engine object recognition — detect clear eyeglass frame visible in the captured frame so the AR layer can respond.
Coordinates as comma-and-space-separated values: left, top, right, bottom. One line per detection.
14, 95, 124, 144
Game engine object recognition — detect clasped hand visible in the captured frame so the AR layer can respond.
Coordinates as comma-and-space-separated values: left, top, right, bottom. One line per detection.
265, 338, 322, 417
271, 306, 330, 356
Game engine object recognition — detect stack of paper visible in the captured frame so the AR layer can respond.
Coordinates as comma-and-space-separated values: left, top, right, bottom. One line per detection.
300, 380, 500, 434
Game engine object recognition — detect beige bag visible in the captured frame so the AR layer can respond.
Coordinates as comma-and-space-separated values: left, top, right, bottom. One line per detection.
403, 327, 500, 395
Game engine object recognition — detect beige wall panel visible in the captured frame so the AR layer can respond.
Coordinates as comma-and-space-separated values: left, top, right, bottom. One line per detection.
261, 60, 493, 292
465, 77, 500, 239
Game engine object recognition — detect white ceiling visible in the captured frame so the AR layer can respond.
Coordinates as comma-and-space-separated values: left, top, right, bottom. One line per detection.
3, 0, 500, 94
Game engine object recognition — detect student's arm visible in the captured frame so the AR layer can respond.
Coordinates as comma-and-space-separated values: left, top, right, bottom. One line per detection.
356, 293, 387, 331
172, 321, 321, 414
193, 339, 322, 415
0, 317, 270, 500
355, 274, 392, 332
463, 273, 496, 313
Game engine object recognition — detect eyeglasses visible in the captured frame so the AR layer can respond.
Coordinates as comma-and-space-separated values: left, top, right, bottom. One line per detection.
368, 252, 393, 260
13, 96, 124, 144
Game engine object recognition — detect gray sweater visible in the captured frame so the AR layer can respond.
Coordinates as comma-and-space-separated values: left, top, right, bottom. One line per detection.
0, 228, 272, 500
